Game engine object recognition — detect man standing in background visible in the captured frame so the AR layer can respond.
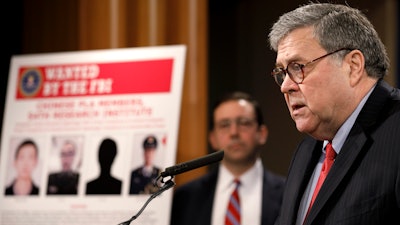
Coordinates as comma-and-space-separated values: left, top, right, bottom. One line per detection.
170, 91, 285, 225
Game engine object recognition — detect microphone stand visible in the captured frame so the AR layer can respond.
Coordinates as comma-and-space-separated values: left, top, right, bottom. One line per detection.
117, 177, 175, 225
117, 150, 224, 225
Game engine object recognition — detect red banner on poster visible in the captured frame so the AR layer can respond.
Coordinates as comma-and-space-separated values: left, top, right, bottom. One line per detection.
16, 59, 174, 99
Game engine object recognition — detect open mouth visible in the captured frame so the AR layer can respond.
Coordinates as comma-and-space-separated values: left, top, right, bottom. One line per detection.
292, 104, 304, 111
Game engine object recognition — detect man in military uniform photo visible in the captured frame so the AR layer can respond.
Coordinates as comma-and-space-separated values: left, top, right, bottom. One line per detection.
129, 135, 161, 194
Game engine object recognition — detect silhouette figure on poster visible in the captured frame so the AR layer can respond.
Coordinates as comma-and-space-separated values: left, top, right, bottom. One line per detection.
47, 140, 80, 195
5, 139, 40, 196
86, 138, 122, 195
129, 135, 161, 194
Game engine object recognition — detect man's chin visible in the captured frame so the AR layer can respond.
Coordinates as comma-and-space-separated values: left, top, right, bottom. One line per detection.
295, 120, 312, 133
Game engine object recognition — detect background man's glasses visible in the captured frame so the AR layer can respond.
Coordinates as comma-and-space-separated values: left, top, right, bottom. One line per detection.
215, 117, 257, 133
271, 48, 353, 86
61, 151, 75, 158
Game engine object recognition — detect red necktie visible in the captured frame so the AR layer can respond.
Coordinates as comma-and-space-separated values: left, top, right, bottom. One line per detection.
308, 142, 336, 212
225, 179, 241, 225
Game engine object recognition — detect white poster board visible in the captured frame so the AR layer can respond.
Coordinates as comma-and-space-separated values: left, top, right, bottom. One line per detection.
0, 45, 186, 225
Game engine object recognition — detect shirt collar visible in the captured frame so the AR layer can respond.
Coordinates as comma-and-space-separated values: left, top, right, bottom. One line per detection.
219, 158, 263, 190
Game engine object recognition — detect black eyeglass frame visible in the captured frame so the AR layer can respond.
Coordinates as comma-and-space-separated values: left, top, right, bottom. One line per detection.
271, 48, 353, 86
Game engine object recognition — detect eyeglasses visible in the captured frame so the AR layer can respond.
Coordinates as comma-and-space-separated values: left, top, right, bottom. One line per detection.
271, 48, 353, 86
61, 150, 75, 158
215, 117, 257, 133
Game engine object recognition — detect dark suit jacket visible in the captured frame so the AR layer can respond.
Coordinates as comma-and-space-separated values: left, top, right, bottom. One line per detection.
47, 171, 79, 195
129, 166, 160, 194
5, 180, 39, 195
170, 163, 285, 225
276, 80, 400, 225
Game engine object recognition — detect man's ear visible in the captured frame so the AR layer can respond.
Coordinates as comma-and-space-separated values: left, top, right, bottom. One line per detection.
209, 130, 219, 150
346, 49, 365, 87
257, 125, 268, 145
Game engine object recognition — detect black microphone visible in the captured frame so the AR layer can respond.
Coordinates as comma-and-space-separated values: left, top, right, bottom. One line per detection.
160, 150, 224, 177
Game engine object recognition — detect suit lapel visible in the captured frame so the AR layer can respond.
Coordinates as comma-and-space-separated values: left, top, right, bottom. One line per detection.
196, 168, 219, 225
305, 80, 392, 224
305, 127, 368, 224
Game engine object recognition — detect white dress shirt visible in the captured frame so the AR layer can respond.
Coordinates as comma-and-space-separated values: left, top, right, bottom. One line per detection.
212, 158, 263, 225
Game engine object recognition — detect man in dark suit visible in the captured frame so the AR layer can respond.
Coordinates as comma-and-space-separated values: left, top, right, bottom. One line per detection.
170, 91, 285, 225
129, 135, 161, 194
47, 140, 80, 195
268, 2, 400, 225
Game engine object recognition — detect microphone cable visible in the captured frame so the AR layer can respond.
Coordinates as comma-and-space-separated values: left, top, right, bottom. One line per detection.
117, 179, 175, 225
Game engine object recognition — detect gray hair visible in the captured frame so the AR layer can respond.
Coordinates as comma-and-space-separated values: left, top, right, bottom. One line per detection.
268, 2, 389, 79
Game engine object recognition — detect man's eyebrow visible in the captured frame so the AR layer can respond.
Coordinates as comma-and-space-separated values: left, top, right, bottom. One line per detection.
276, 53, 305, 67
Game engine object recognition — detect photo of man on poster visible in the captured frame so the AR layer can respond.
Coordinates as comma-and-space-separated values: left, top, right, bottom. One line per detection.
47, 138, 81, 195
129, 135, 162, 195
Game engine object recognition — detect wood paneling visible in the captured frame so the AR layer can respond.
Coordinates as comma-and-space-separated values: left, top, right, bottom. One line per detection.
78, 0, 209, 187
20, 0, 208, 187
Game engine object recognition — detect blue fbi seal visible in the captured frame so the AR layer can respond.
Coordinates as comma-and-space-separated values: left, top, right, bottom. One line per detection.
19, 69, 43, 97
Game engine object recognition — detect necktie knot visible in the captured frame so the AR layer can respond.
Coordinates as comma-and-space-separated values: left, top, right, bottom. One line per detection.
325, 142, 336, 160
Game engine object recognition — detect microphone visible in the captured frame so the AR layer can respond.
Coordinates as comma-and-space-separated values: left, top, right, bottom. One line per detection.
118, 151, 224, 225
160, 150, 224, 178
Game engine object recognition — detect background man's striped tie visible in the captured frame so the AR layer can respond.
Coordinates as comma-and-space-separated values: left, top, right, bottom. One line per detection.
225, 179, 241, 225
